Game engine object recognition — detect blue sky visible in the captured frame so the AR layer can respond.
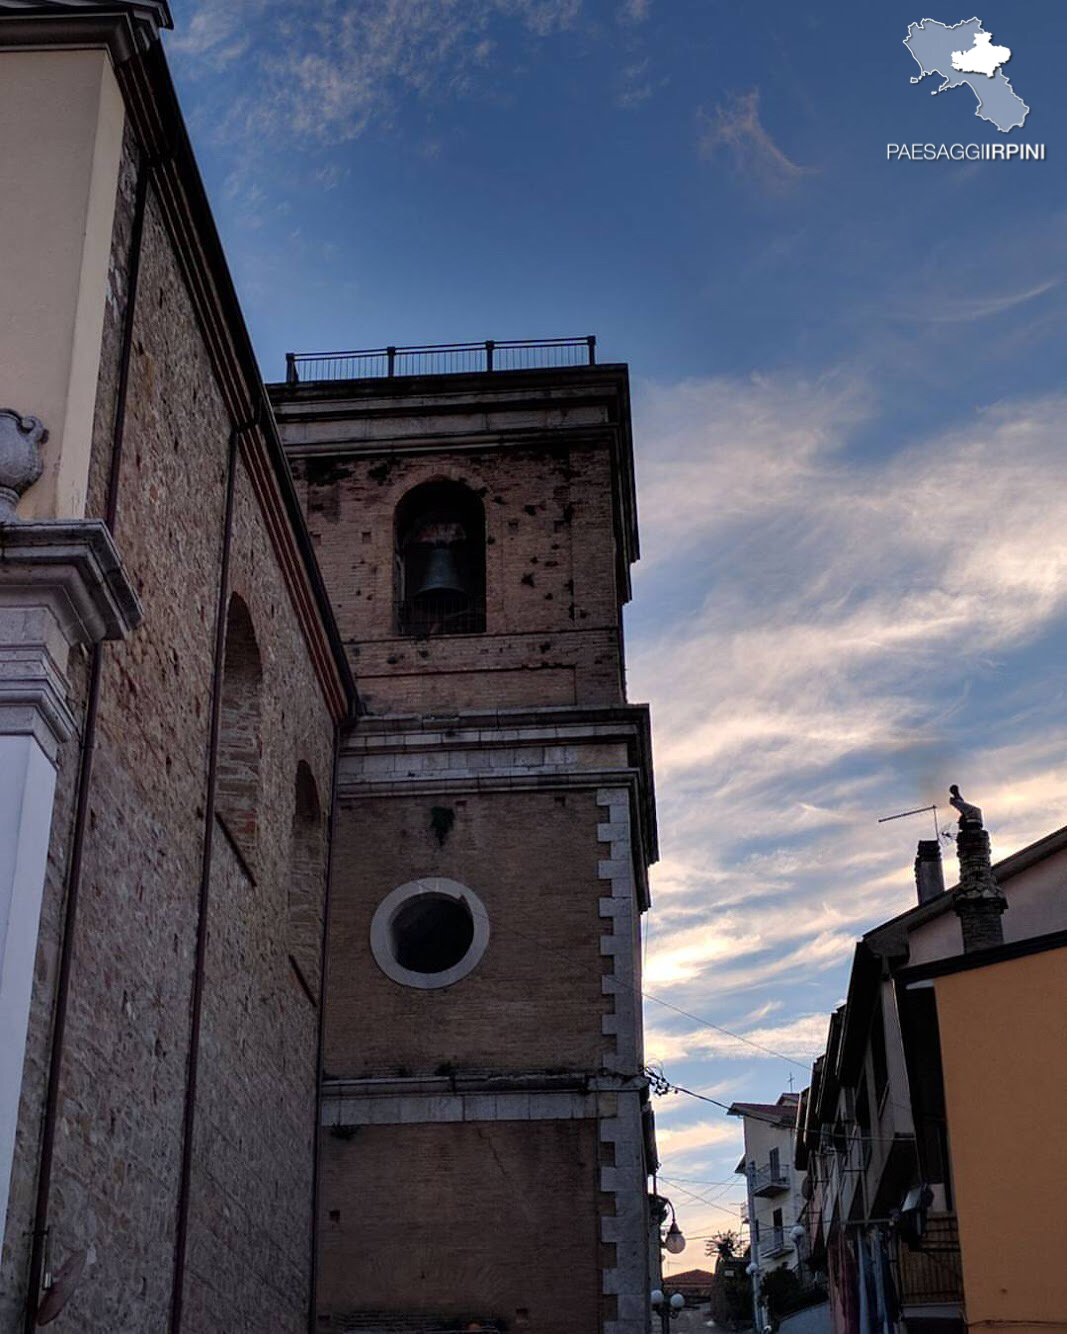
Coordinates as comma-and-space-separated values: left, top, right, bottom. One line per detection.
168, 0, 1067, 1261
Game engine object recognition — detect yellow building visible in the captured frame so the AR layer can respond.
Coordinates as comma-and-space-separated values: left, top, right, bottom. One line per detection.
900, 931, 1067, 1334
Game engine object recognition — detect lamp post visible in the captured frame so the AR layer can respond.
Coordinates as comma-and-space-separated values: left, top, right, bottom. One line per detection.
746, 1259, 765, 1334
650, 1289, 686, 1333
661, 1198, 686, 1255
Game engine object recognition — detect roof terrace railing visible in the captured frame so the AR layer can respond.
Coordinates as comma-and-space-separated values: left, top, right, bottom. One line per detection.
284, 336, 596, 385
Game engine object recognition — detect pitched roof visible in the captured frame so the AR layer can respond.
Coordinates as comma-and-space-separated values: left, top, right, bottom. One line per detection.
728, 1093, 800, 1127
669, 1268, 715, 1284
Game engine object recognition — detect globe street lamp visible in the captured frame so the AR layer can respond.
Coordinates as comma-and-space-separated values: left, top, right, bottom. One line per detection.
650, 1289, 686, 1333
660, 1198, 686, 1255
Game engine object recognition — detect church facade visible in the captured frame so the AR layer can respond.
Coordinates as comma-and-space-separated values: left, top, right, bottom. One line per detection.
0, 4, 658, 1331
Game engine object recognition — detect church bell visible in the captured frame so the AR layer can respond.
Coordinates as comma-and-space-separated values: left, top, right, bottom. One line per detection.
414, 542, 467, 603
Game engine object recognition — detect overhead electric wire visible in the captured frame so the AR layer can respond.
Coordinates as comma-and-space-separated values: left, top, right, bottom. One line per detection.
448, 890, 817, 1072
650, 1069, 918, 1147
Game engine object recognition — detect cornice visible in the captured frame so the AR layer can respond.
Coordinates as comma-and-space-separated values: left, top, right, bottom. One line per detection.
0, 518, 143, 643
0, 3, 171, 62
0, 10, 357, 724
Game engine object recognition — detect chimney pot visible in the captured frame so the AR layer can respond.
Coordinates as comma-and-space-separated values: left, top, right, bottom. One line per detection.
914, 840, 945, 905
954, 823, 1007, 952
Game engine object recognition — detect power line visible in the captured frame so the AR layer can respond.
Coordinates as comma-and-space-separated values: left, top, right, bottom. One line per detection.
649, 1067, 919, 1147
447, 889, 816, 1071
643, 993, 813, 1069
656, 1175, 747, 1218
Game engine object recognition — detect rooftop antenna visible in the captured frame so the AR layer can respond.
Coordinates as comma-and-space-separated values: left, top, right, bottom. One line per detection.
876, 803, 944, 841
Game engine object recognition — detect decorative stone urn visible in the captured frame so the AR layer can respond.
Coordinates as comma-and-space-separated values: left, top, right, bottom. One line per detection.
0, 410, 48, 521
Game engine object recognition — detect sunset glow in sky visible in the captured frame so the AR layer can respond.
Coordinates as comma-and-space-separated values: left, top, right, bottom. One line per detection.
168, 0, 1067, 1264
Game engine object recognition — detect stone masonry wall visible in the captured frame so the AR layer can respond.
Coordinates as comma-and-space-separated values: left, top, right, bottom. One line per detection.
291, 444, 625, 714
182, 460, 335, 1333
325, 788, 612, 1078
1, 136, 336, 1331
317, 1119, 602, 1333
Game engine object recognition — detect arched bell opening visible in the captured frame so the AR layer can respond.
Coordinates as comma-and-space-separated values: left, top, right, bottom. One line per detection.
395, 480, 486, 635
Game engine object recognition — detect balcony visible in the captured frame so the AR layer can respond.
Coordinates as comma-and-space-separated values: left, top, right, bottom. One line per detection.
750, 1162, 791, 1197
758, 1227, 793, 1260
740, 1200, 750, 1225
284, 336, 597, 384
894, 1213, 963, 1308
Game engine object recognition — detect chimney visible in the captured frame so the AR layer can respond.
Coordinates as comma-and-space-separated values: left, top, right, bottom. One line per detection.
949, 787, 1007, 952
914, 840, 945, 905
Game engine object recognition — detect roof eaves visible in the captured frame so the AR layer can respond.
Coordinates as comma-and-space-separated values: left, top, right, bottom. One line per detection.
0, 0, 172, 27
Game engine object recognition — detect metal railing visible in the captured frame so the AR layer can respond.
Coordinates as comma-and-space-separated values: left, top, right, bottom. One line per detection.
758, 1227, 793, 1259
894, 1212, 963, 1307
284, 336, 596, 384
395, 594, 485, 638
750, 1162, 791, 1196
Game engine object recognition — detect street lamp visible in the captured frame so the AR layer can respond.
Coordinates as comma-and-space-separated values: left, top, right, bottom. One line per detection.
746, 1260, 764, 1334
650, 1289, 686, 1332
661, 1198, 686, 1255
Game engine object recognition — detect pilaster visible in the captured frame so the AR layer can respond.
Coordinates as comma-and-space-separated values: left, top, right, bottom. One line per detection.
0, 415, 142, 1250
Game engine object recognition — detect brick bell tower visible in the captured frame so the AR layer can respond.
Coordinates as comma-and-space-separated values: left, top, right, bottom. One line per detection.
270, 338, 659, 1334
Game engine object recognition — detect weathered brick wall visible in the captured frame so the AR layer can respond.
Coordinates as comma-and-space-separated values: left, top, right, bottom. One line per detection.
318, 1119, 602, 1333
182, 462, 335, 1332
2, 137, 336, 1331
325, 790, 611, 1078
292, 445, 625, 714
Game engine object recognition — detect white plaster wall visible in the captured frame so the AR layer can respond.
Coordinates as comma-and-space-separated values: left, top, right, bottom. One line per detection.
739, 1110, 804, 1268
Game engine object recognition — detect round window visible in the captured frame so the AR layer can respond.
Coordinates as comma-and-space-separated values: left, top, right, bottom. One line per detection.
370, 877, 489, 990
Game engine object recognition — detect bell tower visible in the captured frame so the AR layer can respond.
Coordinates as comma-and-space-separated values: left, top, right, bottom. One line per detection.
271, 338, 658, 1334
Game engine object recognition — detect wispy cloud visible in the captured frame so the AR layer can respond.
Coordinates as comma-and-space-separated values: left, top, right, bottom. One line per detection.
170, 0, 637, 144
698, 88, 815, 192
630, 373, 1067, 1103
618, 0, 652, 23
894, 278, 1061, 324
645, 1013, 830, 1065
635, 383, 1067, 1203
616, 58, 660, 109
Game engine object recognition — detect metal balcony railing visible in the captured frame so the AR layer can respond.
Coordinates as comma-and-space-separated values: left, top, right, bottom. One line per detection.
284, 336, 597, 384
758, 1227, 793, 1259
750, 1162, 791, 1197
894, 1213, 963, 1307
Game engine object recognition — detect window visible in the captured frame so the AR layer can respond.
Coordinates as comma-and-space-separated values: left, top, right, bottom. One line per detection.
395, 481, 486, 635
391, 895, 474, 973
369, 877, 490, 990
289, 762, 326, 1001
216, 594, 262, 867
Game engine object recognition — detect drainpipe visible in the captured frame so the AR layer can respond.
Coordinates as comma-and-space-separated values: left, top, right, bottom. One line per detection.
168, 411, 257, 1334
307, 719, 346, 1332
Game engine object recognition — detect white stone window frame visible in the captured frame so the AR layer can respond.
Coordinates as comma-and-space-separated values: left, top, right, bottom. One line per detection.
369, 876, 489, 990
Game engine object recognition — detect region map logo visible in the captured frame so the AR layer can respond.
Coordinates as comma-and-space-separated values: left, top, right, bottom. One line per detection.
888, 16, 1044, 163
905, 17, 1028, 132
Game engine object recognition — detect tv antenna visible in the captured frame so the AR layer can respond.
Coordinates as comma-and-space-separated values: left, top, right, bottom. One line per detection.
876, 803, 947, 841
